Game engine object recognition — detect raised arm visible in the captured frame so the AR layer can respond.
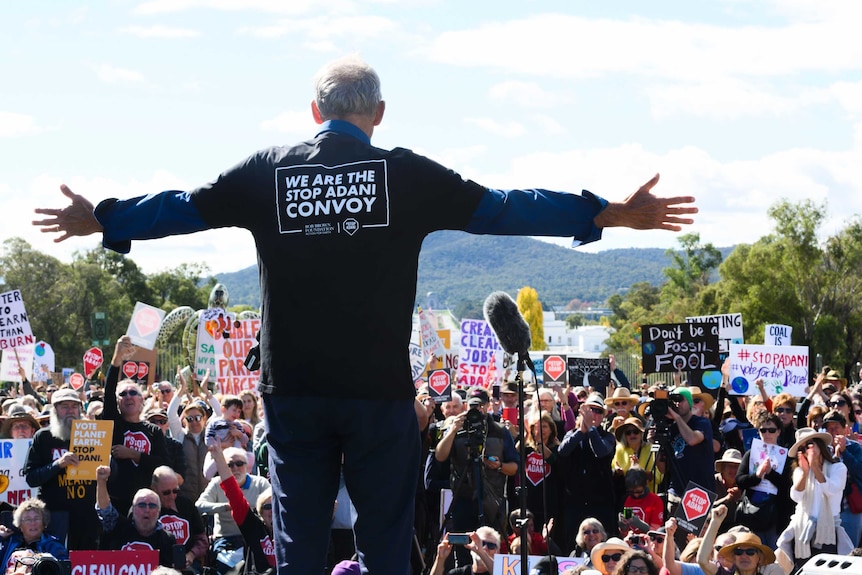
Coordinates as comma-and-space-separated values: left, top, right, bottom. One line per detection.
593, 174, 696, 232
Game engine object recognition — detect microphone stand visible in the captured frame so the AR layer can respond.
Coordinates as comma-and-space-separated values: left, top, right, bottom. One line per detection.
514, 351, 531, 575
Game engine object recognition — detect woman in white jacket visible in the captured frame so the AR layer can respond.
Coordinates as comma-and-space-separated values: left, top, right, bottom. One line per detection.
776, 427, 853, 572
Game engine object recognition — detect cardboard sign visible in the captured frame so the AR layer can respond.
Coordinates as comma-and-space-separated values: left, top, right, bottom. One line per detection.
83, 347, 103, 378
673, 481, 717, 545
67, 419, 114, 481
543, 354, 567, 384
197, 316, 261, 395
195, 308, 231, 381
70, 550, 159, 575
32, 341, 55, 381
126, 301, 166, 350
491, 555, 584, 574
685, 313, 744, 354
566, 357, 610, 394
118, 346, 157, 388
0, 343, 34, 382
428, 369, 452, 403
728, 343, 809, 396
641, 322, 721, 373
765, 324, 792, 346
0, 290, 34, 350
457, 319, 503, 387
0, 439, 35, 506
532, 357, 545, 386
418, 307, 446, 361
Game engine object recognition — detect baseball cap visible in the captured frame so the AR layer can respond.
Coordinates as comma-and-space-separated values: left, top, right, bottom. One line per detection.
469, 388, 490, 404
51, 388, 83, 405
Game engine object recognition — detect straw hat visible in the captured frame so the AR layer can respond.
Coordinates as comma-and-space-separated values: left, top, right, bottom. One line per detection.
605, 388, 639, 408
590, 538, 632, 575
717, 532, 775, 564
714, 448, 743, 473
686, 386, 715, 411
788, 427, 833, 458
584, 393, 607, 413
614, 417, 646, 442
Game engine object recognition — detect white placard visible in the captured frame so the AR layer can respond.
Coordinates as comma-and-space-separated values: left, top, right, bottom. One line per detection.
0, 290, 34, 350
764, 324, 792, 346
728, 343, 809, 396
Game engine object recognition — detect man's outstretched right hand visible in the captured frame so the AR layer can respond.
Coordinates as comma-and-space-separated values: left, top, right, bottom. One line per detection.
32, 184, 103, 242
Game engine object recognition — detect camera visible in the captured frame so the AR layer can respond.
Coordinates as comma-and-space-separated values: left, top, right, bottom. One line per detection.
646, 386, 672, 419
448, 533, 471, 545
20, 554, 69, 575
622, 507, 634, 519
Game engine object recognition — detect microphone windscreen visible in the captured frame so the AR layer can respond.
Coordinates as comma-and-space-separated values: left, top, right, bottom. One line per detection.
483, 291, 531, 356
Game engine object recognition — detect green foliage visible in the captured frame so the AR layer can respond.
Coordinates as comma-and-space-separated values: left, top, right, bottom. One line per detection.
565, 314, 585, 329
517, 286, 547, 351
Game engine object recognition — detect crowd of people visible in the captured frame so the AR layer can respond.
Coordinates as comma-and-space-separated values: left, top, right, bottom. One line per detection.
419, 357, 862, 575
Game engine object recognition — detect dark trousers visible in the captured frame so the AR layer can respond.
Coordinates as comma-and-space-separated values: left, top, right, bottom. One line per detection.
264, 396, 420, 575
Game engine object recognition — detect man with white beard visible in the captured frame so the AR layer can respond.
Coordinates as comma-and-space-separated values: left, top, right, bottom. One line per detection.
23, 388, 100, 550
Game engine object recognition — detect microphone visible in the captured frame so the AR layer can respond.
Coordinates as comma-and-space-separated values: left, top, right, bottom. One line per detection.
483, 291, 531, 357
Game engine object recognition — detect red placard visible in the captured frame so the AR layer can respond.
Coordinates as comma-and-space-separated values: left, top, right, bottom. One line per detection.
83, 347, 103, 378
544, 355, 567, 382
681, 486, 710, 522
69, 373, 85, 390
70, 549, 159, 575
122, 361, 138, 379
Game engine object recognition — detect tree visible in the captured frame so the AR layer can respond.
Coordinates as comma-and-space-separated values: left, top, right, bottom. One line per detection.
565, 314, 585, 329
147, 263, 215, 312
516, 286, 547, 351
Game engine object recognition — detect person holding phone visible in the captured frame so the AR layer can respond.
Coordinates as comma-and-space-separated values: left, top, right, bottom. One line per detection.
429, 527, 500, 575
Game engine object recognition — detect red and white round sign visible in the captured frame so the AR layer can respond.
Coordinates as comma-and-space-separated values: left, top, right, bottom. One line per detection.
681, 487, 710, 522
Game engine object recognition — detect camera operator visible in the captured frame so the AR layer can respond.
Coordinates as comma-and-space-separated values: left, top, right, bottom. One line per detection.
658, 387, 716, 501
434, 390, 517, 566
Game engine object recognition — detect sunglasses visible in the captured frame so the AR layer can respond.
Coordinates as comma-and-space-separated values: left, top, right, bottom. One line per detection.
829, 399, 847, 407
227, 461, 246, 469
185, 415, 203, 423
614, 401, 631, 407
759, 427, 778, 434
693, 398, 703, 404
625, 429, 642, 436
583, 528, 601, 535
161, 488, 180, 496
774, 407, 793, 414
149, 418, 168, 425
118, 389, 140, 398
135, 501, 159, 510
159, 388, 173, 393
602, 553, 624, 563
668, 394, 684, 403
628, 567, 649, 575
261, 503, 273, 511
589, 407, 605, 415
855, 410, 862, 416
481, 541, 498, 550
733, 548, 758, 556
649, 535, 664, 543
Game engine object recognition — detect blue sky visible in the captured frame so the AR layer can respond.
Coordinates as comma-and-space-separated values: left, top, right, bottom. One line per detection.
2, 0, 861, 275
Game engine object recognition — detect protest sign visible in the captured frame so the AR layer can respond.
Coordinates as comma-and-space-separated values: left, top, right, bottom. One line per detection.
409, 342, 425, 385
685, 313, 744, 389
567, 357, 610, 395
0, 290, 34, 350
457, 319, 502, 387
0, 343, 34, 382
765, 324, 792, 346
532, 357, 544, 386
418, 307, 446, 361
83, 346, 103, 378
492, 555, 583, 574
69, 373, 85, 390
70, 550, 159, 575
0, 439, 35, 506
641, 322, 721, 373
32, 341, 55, 381
67, 420, 114, 481
195, 308, 232, 381
747, 438, 788, 496
728, 343, 808, 396
126, 301, 166, 350
543, 354, 567, 385
428, 369, 452, 402
200, 317, 261, 395
119, 346, 158, 389
673, 481, 717, 547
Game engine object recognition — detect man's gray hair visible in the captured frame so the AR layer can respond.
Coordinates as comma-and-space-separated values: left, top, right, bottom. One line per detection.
314, 56, 381, 120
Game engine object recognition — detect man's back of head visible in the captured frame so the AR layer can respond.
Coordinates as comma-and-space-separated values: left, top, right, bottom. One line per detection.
313, 56, 381, 121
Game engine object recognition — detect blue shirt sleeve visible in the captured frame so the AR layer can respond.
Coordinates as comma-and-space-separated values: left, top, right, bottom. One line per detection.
465, 188, 608, 247
501, 428, 519, 465
93, 191, 209, 254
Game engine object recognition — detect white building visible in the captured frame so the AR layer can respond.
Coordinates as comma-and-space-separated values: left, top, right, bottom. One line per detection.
542, 311, 612, 357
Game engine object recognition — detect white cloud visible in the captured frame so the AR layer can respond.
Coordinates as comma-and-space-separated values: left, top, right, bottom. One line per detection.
0, 112, 46, 138
120, 25, 201, 38
93, 64, 145, 84
488, 80, 567, 109
463, 117, 525, 138
133, 0, 324, 16
239, 15, 399, 42
529, 114, 566, 136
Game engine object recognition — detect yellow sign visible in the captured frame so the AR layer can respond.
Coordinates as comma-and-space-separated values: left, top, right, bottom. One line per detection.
67, 419, 114, 480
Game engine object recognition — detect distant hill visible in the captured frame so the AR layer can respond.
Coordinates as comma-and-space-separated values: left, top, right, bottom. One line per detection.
213, 230, 734, 310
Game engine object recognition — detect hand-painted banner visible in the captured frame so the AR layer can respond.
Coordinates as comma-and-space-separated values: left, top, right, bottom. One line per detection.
0, 438, 35, 506
764, 324, 792, 346
685, 313, 743, 353
0, 343, 34, 382
0, 290, 34, 350
418, 307, 446, 361
728, 343, 809, 396
211, 317, 261, 395
642, 322, 721, 373
567, 357, 610, 393
457, 319, 502, 387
